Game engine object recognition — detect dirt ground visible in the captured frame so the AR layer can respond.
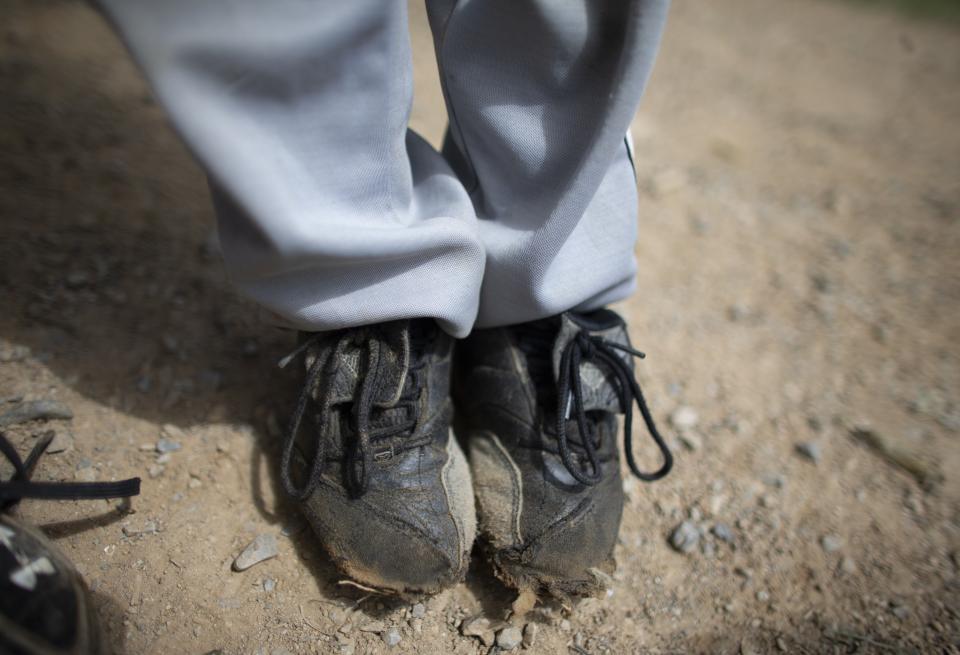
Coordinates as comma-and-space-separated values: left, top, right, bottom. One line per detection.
1, 1, 959, 653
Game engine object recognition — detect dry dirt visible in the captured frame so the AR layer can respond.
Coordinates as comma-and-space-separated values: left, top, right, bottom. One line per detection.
1, 1, 959, 653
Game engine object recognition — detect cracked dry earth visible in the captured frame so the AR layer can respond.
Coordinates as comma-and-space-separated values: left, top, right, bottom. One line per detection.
1, 0, 959, 653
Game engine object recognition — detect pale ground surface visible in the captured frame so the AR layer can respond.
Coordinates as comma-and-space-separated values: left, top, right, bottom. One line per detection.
1, 1, 959, 653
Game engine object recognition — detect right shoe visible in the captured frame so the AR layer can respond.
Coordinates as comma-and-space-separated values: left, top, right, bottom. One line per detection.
279, 319, 475, 594
452, 309, 672, 598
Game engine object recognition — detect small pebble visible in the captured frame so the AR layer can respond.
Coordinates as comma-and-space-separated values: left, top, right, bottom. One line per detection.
410, 603, 426, 619
669, 521, 700, 554
756, 590, 770, 602
761, 472, 786, 489
156, 438, 181, 454
712, 523, 735, 544
820, 534, 843, 553
839, 556, 857, 574
381, 628, 401, 648
678, 432, 702, 451
670, 406, 699, 430
461, 617, 495, 646
44, 429, 73, 454
233, 534, 279, 571
496, 626, 523, 651
263, 578, 276, 593
0, 400, 73, 428
890, 602, 909, 620
522, 623, 538, 648
795, 441, 821, 463
122, 521, 158, 537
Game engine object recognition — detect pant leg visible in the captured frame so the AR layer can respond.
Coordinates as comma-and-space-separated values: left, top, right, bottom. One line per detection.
94, 0, 485, 337
426, 0, 669, 328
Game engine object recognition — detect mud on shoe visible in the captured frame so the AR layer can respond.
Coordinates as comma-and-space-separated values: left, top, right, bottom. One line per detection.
453, 309, 672, 598
279, 319, 475, 594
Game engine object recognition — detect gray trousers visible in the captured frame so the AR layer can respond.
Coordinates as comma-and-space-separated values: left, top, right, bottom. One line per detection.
96, 0, 669, 337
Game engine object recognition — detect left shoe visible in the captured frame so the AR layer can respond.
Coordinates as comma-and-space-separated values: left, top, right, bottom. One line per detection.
278, 319, 476, 595
452, 308, 672, 598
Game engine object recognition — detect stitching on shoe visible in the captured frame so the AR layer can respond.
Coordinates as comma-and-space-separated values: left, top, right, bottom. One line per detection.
483, 431, 524, 546
440, 432, 467, 571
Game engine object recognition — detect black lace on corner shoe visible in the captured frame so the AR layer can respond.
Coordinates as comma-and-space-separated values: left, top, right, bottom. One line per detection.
279, 320, 433, 500
514, 312, 673, 486
0, 432, 140, 508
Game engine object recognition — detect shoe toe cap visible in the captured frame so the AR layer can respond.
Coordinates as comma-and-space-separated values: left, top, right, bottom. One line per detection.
301, 485, 467, 594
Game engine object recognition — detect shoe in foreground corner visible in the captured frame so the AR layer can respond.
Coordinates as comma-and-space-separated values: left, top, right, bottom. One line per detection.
453, 308, 672, 598
0, 431, 141, 654
279, 319, 475, 594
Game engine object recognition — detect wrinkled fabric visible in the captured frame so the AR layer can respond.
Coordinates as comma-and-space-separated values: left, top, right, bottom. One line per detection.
94, 0, 669, 337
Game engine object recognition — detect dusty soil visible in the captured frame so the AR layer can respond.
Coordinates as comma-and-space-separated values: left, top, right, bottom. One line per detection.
1, 0, 959, 653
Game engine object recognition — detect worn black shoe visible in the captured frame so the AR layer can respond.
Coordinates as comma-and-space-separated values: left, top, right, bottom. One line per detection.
453, 308, 672, 598
280, 319, 475, 594
0, 432, 140, 654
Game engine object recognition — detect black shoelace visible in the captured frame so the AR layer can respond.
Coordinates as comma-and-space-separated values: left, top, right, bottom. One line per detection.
0, 431, 140, 511
555, 331, 673, 485
279, 327, 424, 501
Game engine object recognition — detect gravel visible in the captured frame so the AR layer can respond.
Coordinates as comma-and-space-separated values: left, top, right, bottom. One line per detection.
679, 431, 703, 451
0, 399, 73, 427
496, 626, 522, 651
461, 617, 495, 646
712, 523, 735, 544
669, 521, 701, 553
820, 534, 843, 553
381, 627, 401, 647
233, 534, 279, 571
890, 602, 910, 620
795, 441, 822, 463
522, 623, 538, 648
670, 406, 700, 430
44, 429, 73, 453
156, 438, 181, 453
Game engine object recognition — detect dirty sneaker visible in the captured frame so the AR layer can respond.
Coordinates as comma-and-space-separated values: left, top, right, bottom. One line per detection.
452, 308, 672, 598
1, 431, 141, 654
279, 319, 475, 594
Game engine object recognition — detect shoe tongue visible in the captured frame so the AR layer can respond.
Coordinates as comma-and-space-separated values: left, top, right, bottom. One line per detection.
551, 312, 633, 414
308, 322, 411, 407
